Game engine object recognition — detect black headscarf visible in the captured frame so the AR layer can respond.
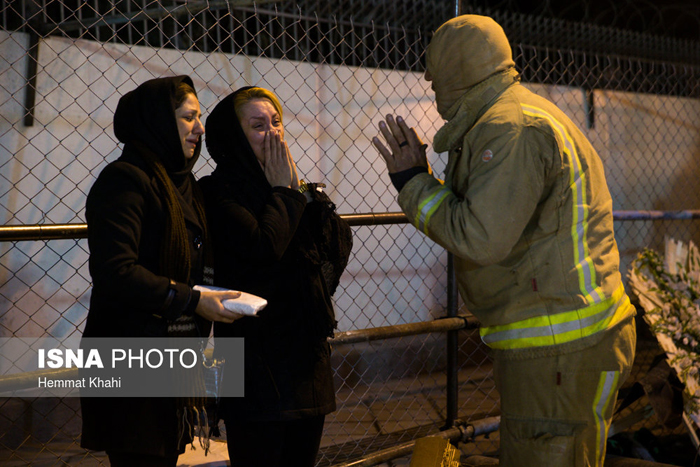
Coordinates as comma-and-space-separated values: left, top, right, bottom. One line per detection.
113, 76, 214, 448
204, 86, 272, 214
114, 75, 202, 179
114, 75, 208, 285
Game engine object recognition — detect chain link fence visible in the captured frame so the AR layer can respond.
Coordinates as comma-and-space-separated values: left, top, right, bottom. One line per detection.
1, 1, 699, 465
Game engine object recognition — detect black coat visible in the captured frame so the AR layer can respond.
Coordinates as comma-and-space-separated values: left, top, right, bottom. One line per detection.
200, 176, 337, 421
83, 152, 207, 339
200, 88, 337, 422
81, 76, 209, 456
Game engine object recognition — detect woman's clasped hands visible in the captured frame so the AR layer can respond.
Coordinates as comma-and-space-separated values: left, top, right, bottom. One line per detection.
262, 130, 300, 190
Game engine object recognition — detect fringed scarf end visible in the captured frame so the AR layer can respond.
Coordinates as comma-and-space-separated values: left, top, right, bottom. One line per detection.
177, 406, 213, 456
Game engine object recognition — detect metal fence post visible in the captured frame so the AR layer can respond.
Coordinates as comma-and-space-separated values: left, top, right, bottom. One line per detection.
444, 252, 460, 429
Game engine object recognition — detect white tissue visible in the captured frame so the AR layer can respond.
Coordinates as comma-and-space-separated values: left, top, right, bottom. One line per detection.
194, 285, 268, 316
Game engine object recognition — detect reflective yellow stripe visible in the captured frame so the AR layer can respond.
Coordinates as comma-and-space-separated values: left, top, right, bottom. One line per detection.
480, 283, 631, 349
593, 371, 619, 466
414, 186, 451, 235
521, 104, 603, 305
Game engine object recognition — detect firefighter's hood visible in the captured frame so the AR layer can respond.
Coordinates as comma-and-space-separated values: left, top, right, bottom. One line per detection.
426, 15, 515, 119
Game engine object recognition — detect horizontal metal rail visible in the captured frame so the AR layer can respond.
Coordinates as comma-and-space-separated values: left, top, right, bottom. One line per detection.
613, 210, 700, 220
0, 224, 90, 241
329, 416, 502, 467
340, 212, 409, 226
0, 314, 479, 394
2, 210, 699, 242
0, 213, 409, 241
329, 315, 479, 345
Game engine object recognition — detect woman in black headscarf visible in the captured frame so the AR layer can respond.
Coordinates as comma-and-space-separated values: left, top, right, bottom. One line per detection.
81, 76, 242, 466
200, 86, 350, 466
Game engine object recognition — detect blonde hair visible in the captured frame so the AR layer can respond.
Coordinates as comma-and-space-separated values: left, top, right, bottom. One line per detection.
233, 87, 283, 122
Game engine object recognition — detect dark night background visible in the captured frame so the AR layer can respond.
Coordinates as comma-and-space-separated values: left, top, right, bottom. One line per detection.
462, 0, 700, 41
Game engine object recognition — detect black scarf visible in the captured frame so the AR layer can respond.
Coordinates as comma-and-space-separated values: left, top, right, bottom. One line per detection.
113, 75, 212, 451
114, 75, 209, 288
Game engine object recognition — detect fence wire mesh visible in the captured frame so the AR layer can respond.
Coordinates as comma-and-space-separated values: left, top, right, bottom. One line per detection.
1, 1, 699, 465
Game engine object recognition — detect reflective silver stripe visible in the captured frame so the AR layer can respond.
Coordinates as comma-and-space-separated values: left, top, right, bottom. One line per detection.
481, 303, 613, 345
416, 186, 451, 234
480, 283, 629, 349
593, 371, 619, 466
520, 104, 603, 305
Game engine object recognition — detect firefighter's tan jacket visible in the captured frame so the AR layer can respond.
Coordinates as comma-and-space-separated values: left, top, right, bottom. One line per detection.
399, 16, 635, 354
